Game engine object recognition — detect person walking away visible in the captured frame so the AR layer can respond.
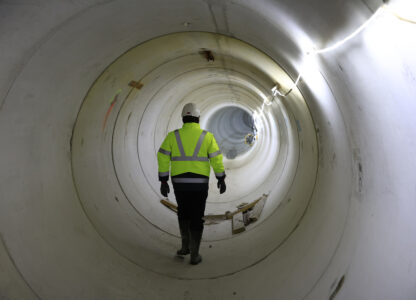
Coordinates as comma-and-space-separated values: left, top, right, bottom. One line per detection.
157, 103, 226, 265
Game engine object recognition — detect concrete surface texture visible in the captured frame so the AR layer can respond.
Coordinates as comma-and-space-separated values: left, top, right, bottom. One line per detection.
0, 0, 415, 299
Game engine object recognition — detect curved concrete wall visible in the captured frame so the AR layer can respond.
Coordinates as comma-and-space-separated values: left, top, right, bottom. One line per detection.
0, 0, 415, 299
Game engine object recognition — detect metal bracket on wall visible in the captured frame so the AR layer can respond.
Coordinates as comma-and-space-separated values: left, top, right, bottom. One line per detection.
128, 80, 143, 89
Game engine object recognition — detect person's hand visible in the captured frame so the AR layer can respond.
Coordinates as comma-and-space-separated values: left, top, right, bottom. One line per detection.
160, 181, 170, 197
217, 178, 226, 194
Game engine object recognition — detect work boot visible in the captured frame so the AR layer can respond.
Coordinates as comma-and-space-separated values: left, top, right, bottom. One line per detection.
189, 230, 203, 265
176, 220, 190, 256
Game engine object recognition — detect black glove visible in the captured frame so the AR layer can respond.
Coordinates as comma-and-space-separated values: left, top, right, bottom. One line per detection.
160, 181, 170, 197
217, 178, 226, 194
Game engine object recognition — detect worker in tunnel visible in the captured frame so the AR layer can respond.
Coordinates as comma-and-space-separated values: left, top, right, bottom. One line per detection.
157, 103, 226, 265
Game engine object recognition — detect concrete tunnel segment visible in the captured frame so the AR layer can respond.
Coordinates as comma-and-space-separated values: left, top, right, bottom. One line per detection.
0, 0, 416, 299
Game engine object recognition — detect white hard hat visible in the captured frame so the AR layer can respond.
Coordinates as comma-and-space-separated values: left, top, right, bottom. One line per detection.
181, 103, 200, 118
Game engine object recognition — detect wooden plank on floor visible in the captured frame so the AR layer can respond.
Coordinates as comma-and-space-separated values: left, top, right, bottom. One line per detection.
160, 199, 177, 213
249, 196, 266, 222
232, 212, 246, 234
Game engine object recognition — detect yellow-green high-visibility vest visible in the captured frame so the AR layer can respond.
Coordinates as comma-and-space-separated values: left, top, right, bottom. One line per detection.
157, 123, 225, 183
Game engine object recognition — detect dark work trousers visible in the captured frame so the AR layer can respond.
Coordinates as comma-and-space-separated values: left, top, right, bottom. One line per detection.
174, 189, 208, 232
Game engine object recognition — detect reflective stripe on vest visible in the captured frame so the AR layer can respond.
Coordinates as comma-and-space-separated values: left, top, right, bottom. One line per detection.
208, 150, 221, 158
215, 172, 225, 178
172, 129, 209, 162
172, 178, 209, 184
158, 148, 171, 156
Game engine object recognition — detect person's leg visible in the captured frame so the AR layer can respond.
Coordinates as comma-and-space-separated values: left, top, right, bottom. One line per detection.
189, 190, 208, 265
174, 190, 191, 256
188, 190, 207, 231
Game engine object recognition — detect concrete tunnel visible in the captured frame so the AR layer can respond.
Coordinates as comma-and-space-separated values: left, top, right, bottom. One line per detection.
1, 0, 416, 299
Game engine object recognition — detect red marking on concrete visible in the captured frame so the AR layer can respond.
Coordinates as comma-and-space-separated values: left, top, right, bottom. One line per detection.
102, 94, 119, 131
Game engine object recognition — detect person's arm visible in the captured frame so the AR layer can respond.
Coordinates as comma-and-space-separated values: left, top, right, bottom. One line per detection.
157, 133, 172, 196
207, 133, 226, 193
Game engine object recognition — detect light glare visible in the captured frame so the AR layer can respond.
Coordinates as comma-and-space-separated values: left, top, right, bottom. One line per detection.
269, 2, 416, 100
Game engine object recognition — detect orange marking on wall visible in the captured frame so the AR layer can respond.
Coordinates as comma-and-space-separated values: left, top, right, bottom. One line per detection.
102, 93, 119, 131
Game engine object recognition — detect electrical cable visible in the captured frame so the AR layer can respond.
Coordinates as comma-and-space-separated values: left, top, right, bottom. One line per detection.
252, 2, 416, 127
269, 3, 416, 100
383, 4, 416, 24
312, 6, 385, 54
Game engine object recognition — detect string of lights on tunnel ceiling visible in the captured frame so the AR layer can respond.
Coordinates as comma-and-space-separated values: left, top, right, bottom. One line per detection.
255, 2, 416, 118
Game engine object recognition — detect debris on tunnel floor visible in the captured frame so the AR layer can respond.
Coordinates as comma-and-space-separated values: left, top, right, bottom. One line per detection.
160, 198, 178, 213
232, 212, 246, 234
231, 194, 267, 234
160, 194, 268, 233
